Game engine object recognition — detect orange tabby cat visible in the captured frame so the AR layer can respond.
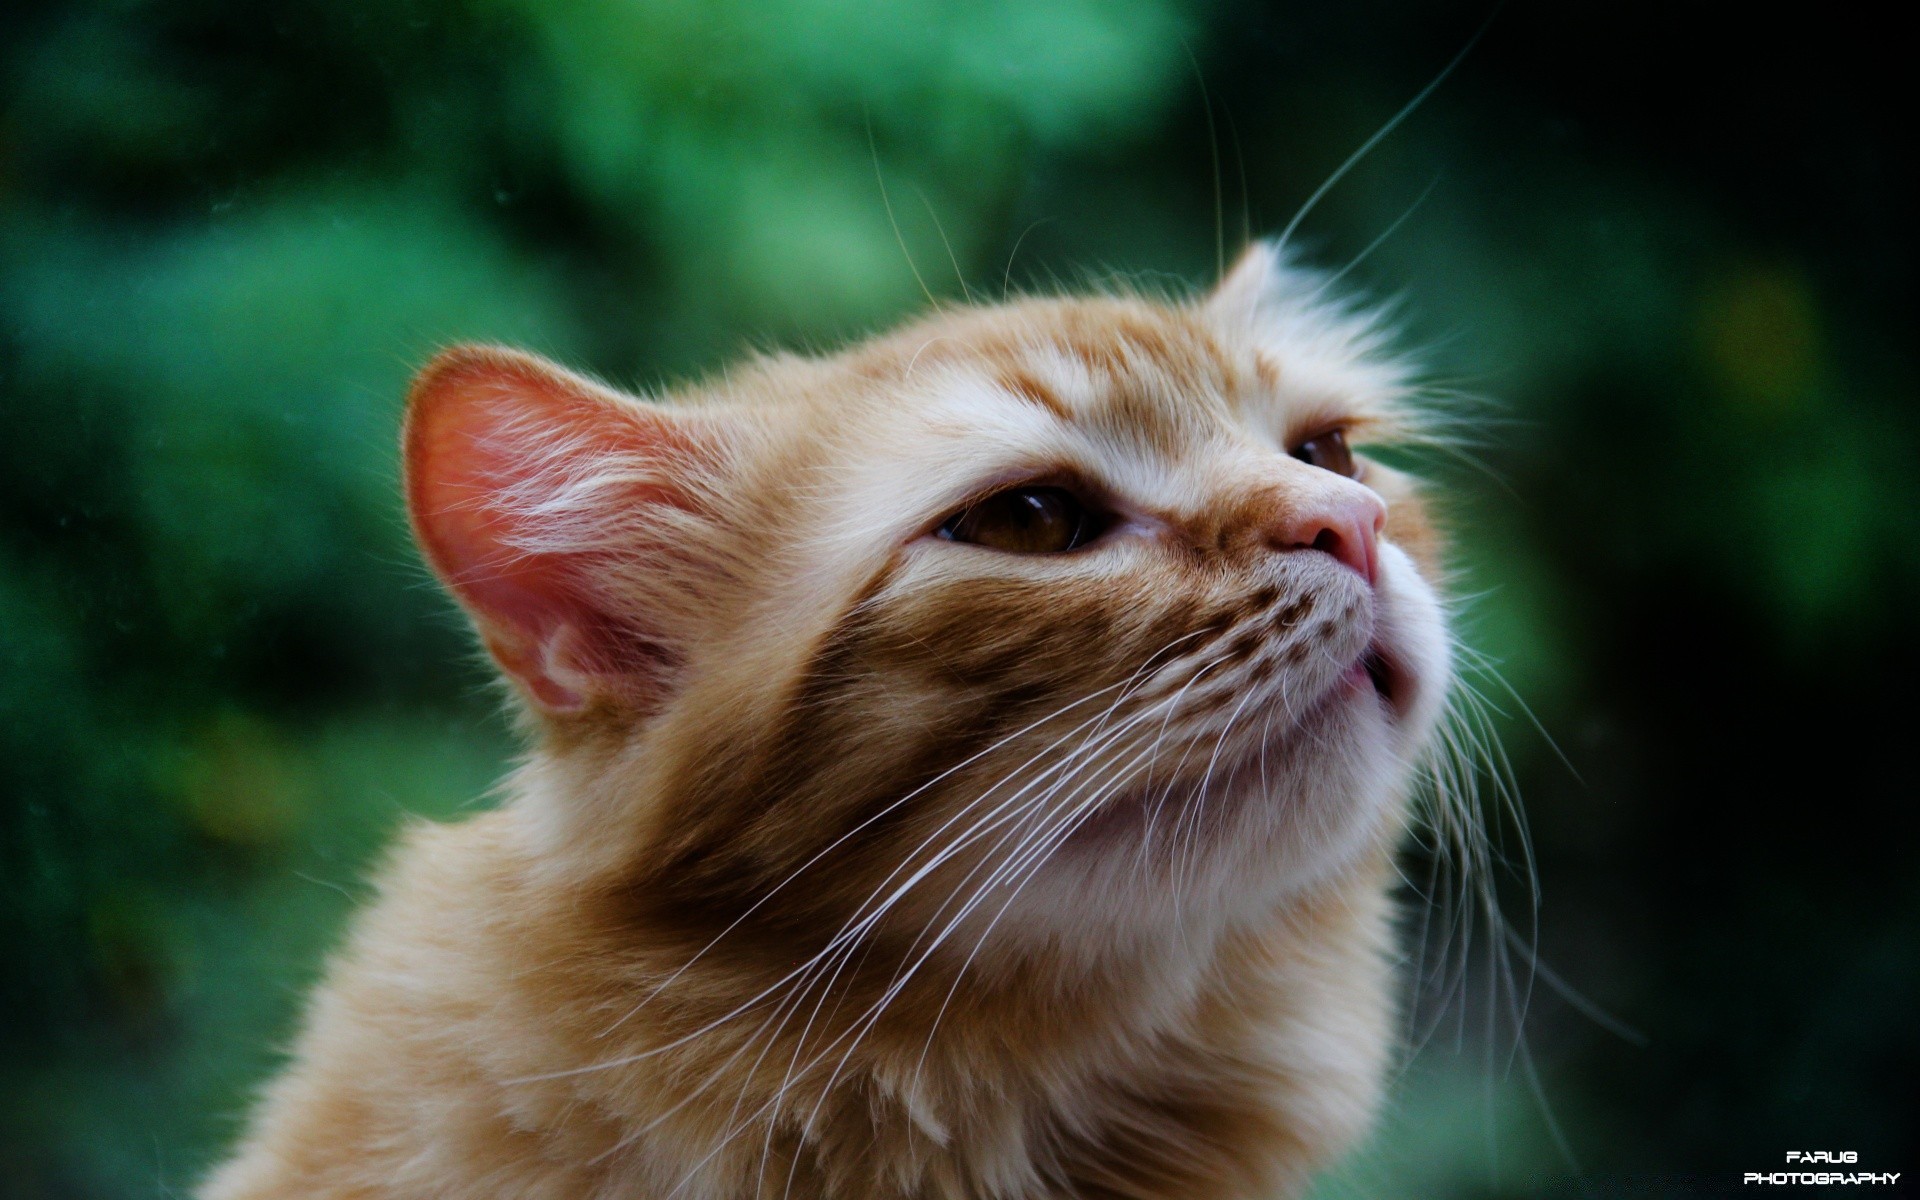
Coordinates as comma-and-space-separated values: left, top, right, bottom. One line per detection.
203, 243, 1452, 1199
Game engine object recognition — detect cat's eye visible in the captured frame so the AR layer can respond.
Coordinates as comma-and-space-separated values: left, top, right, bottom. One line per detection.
938, 486, 1103, 554
1289, 428, 1357, 478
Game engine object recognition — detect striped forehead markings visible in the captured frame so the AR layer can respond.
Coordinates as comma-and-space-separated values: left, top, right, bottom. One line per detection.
996, 367, 1072, 421
1004, 327, 1241, 445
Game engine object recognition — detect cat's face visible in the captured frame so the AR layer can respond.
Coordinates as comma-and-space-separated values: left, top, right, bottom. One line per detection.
406, 244, 1449, 959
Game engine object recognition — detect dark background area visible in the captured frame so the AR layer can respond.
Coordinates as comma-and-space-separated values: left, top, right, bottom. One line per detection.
2, 1, 1913, 1195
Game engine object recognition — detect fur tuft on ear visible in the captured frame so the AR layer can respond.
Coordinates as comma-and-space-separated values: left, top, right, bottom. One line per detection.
404, 345, 727, 715
1202, 241, 1414, 429
1205, 240, 1288, 324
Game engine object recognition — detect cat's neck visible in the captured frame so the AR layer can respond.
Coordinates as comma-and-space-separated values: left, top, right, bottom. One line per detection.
462, 781, 1399, 1195
205, 754, 1399, 1200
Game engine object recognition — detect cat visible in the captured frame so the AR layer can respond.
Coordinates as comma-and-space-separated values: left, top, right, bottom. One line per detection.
202, 241, 1453, 1199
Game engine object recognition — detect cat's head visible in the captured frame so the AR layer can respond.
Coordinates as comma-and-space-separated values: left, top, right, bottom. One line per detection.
405, 243, 1450, 956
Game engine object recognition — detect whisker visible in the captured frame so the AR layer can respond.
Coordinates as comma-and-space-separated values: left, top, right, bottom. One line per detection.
1274, 17, 1492, 255
587, 643, 1214, 1045
736, 659, 1236, 1158
645, 637, 1229, 1184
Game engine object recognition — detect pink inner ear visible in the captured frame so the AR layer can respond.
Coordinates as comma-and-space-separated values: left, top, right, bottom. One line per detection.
405, 346, 690, 713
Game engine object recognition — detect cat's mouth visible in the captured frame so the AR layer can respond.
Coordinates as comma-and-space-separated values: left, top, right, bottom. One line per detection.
1359, 645, 1405, 710
1339, 641, 1412, 721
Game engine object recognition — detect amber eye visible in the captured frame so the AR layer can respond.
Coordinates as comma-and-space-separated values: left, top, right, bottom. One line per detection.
1289, 428, 1357, 478
938, 486, 1103, 554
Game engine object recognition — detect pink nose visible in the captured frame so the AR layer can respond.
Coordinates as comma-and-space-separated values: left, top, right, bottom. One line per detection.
1264, 489, 1385, 584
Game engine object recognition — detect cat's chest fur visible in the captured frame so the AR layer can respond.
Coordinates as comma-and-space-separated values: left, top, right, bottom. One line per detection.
209, 807, 1397, 1200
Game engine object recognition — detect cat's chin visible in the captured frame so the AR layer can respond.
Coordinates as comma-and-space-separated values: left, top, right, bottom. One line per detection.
1039, 682, 1395, 902
991, 759, 1404, 961
1021, 549, 1447, 935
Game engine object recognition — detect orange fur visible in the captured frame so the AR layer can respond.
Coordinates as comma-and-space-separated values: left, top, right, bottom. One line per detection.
204, 244, 1453, 1199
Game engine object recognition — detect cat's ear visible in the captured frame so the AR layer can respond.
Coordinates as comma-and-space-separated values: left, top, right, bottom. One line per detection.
404, 345, 722, 715
1204, 240, 1287, 322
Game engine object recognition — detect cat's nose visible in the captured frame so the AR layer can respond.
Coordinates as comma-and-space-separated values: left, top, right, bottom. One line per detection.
1263, 485, 1385, 585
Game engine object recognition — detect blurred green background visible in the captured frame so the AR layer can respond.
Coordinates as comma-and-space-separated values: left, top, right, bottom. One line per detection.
2, 1, 1913, 1196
